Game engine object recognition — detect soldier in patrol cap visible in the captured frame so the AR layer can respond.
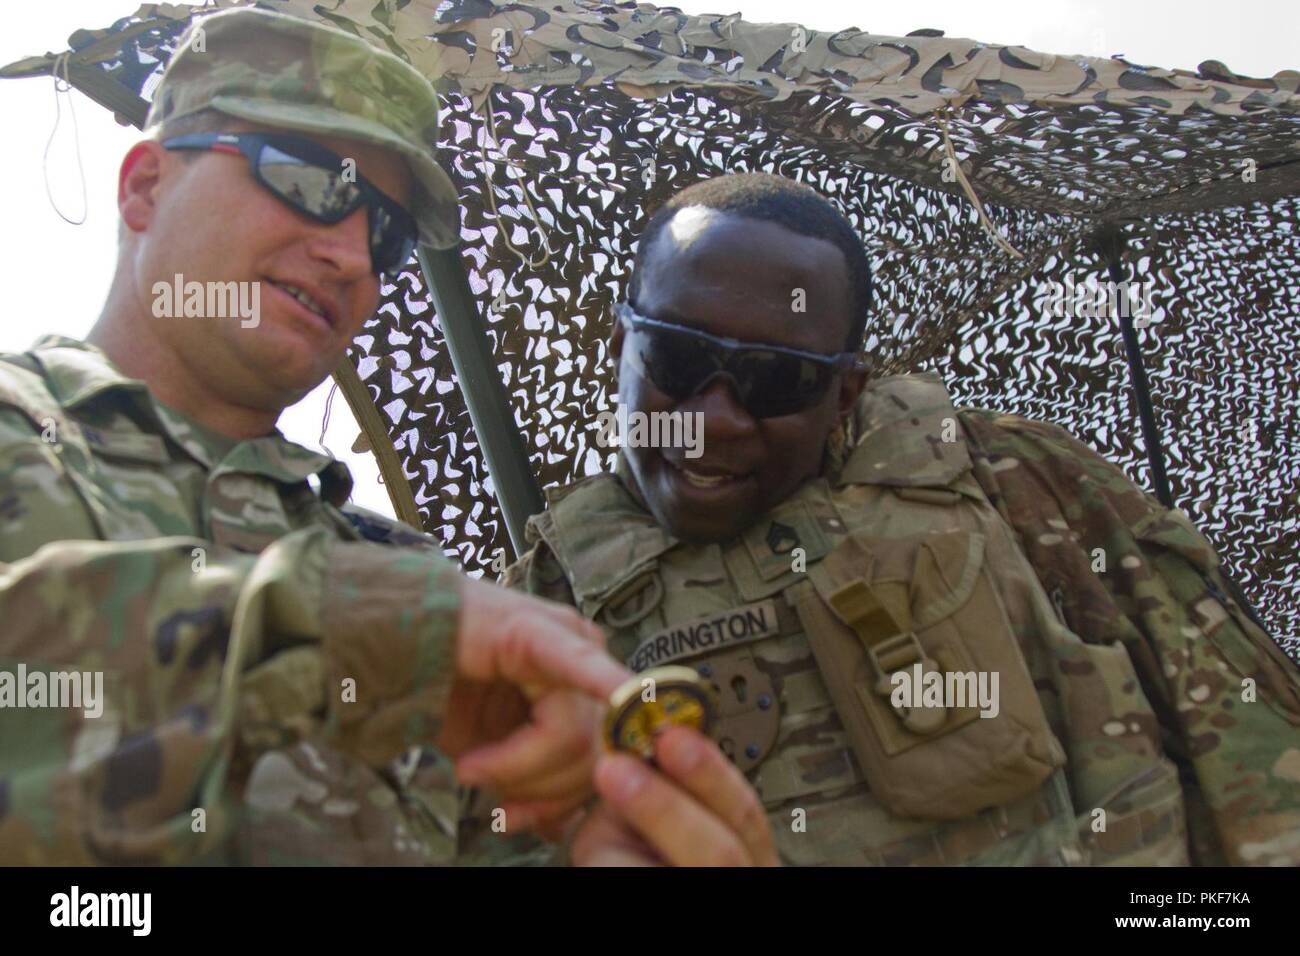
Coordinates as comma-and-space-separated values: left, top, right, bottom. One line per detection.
0, 7, 632, 865
504, 172, 1300, 866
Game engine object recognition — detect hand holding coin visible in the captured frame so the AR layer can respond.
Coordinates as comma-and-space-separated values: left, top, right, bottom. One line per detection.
603, 665, 718, 760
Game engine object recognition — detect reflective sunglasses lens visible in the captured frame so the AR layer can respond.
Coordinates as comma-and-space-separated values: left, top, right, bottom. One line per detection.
632, 327, 721, 399
257, 144, 361, 222
733, 351, 833, 417
375, 233, 417, 277
627, 323, 835, 418
369, 205, 418, 276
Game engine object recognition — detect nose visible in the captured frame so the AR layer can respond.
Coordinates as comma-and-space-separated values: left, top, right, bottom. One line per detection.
688, 373, 757, 441
305, 206, 374, 278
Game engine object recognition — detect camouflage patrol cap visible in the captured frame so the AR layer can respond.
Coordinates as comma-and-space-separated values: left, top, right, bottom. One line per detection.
145, 7, 459, 249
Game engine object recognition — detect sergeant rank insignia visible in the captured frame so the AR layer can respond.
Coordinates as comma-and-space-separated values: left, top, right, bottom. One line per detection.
765, 520, 800, 555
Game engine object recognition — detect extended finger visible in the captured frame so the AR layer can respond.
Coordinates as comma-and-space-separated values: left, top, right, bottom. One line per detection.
470, 612, 629, 700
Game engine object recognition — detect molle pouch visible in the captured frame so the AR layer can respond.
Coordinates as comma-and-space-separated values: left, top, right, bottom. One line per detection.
791, 529, 1064, 820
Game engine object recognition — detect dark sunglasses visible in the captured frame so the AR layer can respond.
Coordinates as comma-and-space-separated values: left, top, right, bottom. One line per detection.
162, 132, 418, 278
615, 302, 862, 419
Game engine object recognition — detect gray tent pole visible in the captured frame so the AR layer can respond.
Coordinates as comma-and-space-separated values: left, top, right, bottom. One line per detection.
417, 244, 543, 558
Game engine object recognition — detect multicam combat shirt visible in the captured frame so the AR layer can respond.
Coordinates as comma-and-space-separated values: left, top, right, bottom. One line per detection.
0, 336, 462, 865
507, 372, 1300, 866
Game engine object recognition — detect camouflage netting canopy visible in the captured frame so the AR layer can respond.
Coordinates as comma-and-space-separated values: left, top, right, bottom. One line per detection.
4, 0, 1298, 645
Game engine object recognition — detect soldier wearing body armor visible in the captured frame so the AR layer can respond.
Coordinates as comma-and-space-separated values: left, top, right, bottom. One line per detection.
503, 173, 1300, 866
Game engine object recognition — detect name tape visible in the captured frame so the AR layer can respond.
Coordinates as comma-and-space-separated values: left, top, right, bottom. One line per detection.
626, 600, 781, 671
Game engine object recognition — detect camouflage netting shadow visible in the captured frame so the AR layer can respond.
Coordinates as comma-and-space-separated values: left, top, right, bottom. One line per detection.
936, 199, 1300, 648
3, 0, 1295, 646
363, 84, 1298, 648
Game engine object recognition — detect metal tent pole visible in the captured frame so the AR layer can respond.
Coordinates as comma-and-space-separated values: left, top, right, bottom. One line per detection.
417, 244, 543, 558
1090, 224, 1174, 508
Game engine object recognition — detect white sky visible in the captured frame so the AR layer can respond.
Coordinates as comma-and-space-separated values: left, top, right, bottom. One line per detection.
1, 0, 1295, 520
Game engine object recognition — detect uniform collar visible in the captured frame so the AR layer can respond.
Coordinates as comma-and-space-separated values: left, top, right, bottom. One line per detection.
27, 335, 353, 506
29, 335, 151, 410
837, 371, 972, 487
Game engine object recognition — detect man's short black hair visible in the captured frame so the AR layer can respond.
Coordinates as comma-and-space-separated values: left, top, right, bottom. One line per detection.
628, 172, 872, 350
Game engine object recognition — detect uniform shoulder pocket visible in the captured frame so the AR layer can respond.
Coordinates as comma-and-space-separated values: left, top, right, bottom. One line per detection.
1132, 507, 1300, 726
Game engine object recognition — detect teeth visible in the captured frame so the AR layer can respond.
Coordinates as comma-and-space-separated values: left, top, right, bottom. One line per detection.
277, 282, 327, 320
680, 468, 735, 488
667, 457, 744, 488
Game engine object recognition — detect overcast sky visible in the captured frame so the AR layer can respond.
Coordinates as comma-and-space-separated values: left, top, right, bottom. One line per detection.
1, 0, 1294, 519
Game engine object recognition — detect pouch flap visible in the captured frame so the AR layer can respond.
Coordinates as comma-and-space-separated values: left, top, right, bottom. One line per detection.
810, 530, 988, 632
538, 474, 677, 615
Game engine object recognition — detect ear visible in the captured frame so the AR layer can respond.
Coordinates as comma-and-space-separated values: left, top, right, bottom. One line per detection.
118, 140, 167, 235
836, 365, 867, 420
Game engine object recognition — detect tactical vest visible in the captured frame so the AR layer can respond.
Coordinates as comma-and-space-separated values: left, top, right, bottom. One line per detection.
534, 373, 1190, 866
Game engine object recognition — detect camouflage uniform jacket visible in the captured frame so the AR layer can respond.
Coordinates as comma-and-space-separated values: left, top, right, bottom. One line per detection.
0, 336, 463, 865
506, 372, 1300, 866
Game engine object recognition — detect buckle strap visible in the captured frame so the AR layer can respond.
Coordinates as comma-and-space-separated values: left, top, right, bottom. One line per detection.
827, 578, 911, 646
826, 578, 946, 735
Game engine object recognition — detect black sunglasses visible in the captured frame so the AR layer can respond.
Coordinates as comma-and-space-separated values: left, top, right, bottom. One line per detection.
162, 132, 418, 278
615, 302, 862, 419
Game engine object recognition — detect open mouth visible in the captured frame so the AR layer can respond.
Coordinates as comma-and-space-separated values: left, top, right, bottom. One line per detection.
269, 279, 330, 325
665, 456, 751, 489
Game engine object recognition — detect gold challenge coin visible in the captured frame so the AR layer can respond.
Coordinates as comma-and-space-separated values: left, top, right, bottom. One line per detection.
604, 665, 718, 760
